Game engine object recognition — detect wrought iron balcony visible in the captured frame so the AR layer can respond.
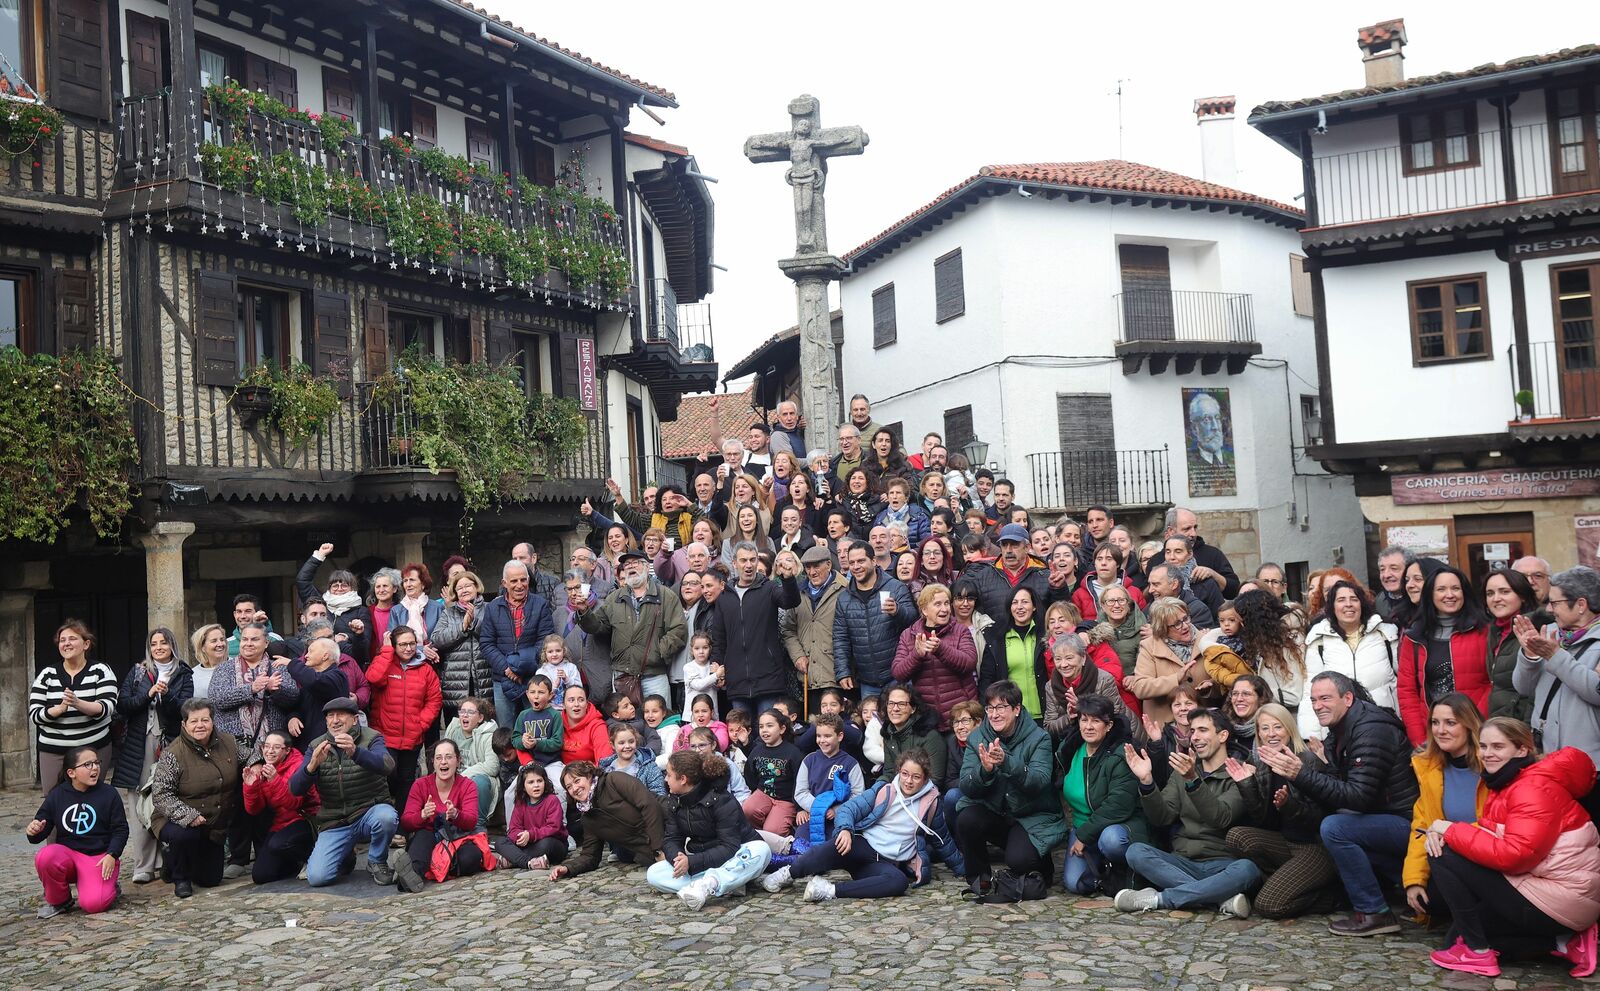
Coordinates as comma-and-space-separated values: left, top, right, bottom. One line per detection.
1025, 447, 1173, 511
1507, 341, 1600, 441
1113, 290, 1259, 375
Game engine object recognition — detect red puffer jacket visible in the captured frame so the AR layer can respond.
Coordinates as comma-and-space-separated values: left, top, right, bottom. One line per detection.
1396, 625, 1490, 744
560, 703, 614, 764
366, 646, 443, 751
1071, 579, 1147, 622
1445, 748, 1600, 932
242, 745, 320, 833
890, 619, 978, 732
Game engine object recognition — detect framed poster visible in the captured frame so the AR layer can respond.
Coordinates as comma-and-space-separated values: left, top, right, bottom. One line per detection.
1184, 387, 1236, 497
1380, 519, 1456, 564
1577, 514, 1600, 569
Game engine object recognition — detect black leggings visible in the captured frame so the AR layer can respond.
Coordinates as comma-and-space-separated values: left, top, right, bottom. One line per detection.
955, 805, 1048, 881
493, 835, 568, 868
252, 821, 314, 884
227, 790, 268, 866
390, 747, 423, 808
1429, 849, 1571, 955
159, 822, 226, 887
406, 830, 486, 880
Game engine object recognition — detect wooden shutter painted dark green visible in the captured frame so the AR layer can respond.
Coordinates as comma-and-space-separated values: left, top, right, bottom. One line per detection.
196, 269, 239, 386
934, 249, 964, 323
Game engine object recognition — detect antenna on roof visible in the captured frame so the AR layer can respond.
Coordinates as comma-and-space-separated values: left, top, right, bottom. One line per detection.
1113, 79, 1132, 158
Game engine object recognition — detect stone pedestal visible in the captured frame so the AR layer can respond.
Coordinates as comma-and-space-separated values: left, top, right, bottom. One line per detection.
0, 589, 38, 786
138, 521, 196, 639
392, 532, 430, 571
777, 254, 848, 453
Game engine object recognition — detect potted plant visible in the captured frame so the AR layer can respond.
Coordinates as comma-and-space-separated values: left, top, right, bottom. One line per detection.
1514, 389, 1535, 421
230, 365, 277, 426
232, 362, 341, 445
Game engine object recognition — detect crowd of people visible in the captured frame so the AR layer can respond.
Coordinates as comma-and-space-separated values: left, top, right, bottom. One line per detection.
24, 395, 1600, 979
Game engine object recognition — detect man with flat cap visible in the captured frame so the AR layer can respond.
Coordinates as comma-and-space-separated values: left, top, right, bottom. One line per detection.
289, 695, 399, 887
572, 549, 686, 709
783, 543, 850, 714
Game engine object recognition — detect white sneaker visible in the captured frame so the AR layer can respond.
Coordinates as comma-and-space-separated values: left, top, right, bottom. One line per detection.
1219, 893, 1252, 919
1114, 887, 1161, 912
803, 876, 836, 902
222, 862, 248, 880
761, 866, 793, 893
677, 874, 720, 911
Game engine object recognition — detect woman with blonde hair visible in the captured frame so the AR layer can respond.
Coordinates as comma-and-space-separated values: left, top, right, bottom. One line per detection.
1404, 693, 1488, 922
1127, 598, 1210, 725
188, 623, 229, 698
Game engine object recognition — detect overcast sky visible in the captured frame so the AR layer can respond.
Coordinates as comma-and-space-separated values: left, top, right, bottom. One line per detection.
484, 0, 1593, 398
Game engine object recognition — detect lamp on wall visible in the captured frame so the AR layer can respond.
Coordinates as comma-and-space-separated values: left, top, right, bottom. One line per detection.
961, 436, 989, 469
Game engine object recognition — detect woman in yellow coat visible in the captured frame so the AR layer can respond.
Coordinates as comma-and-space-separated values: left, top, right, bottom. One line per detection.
1405, 693, 1489, 922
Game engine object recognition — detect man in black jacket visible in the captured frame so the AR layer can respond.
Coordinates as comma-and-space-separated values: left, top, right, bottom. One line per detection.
709, 541, 801, 716
1259, 670, 1418, 937
1164, 507, 1241, 599
962, 523, 1060, 622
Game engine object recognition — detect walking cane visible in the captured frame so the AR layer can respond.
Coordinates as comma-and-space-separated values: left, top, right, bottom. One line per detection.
803, 664, 810, 722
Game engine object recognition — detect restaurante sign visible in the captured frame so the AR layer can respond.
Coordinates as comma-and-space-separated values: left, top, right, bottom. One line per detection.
1392, 466, 1600, 505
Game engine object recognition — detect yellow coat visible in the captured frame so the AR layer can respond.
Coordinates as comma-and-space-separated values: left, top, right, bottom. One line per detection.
1403, 752, 1488, 889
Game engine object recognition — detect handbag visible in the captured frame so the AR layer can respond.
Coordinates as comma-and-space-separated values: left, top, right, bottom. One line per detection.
426, 831, 498, 882
976, 868, 1049, 903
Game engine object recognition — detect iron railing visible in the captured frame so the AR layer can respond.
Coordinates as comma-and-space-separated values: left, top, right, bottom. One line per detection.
1114, 291, 1255, 344
646, 278, 680, 349
676, 300, 715, 363
1508, 341, 1600, 423
633, 455, 688, 498
1310, 121, 1598, 227
1026, 447, 1172, 511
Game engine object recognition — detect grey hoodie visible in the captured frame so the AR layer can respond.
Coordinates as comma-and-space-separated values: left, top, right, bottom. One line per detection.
1514, 623, 1600, 765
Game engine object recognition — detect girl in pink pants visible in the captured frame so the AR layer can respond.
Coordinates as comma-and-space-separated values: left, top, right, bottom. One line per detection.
29, 745, 128, 917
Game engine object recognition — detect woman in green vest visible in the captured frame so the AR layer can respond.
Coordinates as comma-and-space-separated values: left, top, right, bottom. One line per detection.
977, 586, 1047, 722
149, 698, 242, 898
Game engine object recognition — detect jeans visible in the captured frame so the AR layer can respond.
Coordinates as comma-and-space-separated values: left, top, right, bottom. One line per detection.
645, 839, 771, 898
859, 684, 883, 700
304, 804, 400, 887
35, 845, 119, 912
1062, 825, 1132, 895
791, 839, 913, 899
492, 683, 521, 732
466, 773, 495, 821
641, 674, 672, 705
728, 695, 786, 718
1319, 812, 1409, 915
1124, 843, 1261, 909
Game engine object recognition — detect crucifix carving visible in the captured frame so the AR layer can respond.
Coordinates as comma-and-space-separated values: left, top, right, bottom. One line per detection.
744, 95, 868, 257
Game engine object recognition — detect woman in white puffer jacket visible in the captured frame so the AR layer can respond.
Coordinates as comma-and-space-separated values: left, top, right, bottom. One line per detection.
1298, 580, 1400, 740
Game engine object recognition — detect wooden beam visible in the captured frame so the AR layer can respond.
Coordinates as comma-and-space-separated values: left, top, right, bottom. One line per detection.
361, 23, 380, 146
168, 0, 201, 170
501, 79, 519, 177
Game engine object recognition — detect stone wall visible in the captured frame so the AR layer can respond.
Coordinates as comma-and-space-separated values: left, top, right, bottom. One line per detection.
1196, 509, 1262, 583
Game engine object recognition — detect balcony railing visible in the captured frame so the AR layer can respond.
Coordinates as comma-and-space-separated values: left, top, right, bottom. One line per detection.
677, 301, 715, 363
1311, 121, 1597, 227
1509, 341, 1600, 424
1025, 447, 1172, 511
644, 277, 715, 363
1114, 291, 1255, 344
632, 455, 687, 499
646, 278, 680, 349
0, 93, 115, 210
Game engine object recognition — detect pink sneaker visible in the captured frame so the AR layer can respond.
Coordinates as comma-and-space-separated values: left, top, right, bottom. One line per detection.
1554, 923, 1598, 978
1431, 942, 1500, 977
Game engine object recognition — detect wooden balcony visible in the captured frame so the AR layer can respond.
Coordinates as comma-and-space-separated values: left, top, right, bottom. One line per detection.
1113, 290, 1260, 375
0, 97, 115, 233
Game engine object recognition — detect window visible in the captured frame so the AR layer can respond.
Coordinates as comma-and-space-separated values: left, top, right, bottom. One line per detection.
1549, 85, 1600, 194
514, 330, 544, 397
1289, 254, 1314, 317
934, 248, 964, 323
1284, 562, 1309, 603
236, 286, 291, 368
943, 405, 974, 455
872, 283, 896, 349
466, 119, 498, 171
0, 269, 35, 352
378, 93, 401, 140
1400, 105, 1479, 175
0, 0, 33, 93
1300, 395, 1323, 447
388, 310, 435, 361
1408, 274, 1490, 363
198, 46, 230, 90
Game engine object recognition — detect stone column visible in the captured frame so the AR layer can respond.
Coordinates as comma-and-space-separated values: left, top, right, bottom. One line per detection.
393, 531, 429, 570
0, 587, 39, 786
138, 521, 196, 639
778, 255, 848, 453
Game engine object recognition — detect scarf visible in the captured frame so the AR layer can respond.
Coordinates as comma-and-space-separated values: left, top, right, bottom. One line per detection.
400, 594, 430, 643
1230, 716, 1257, 745
1431, 612, 1459, 638
236, 655, 267, 738
1166, 639, 1194, 664
1482, 753, 1538, 790
1559, 623, 1594, 648
324, 590, 362, 616
1173, 557, 1197, 591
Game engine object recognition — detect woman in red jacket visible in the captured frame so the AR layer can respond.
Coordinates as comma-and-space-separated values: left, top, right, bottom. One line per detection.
242, 730, 319, 884
889, 583, 978, 732
1073, 544, 1147, 622
1422, 718, 1600, 978
1397, 566, 1491, 745
391, 738, 485, 892
366, 626, 443, 806
558, 683, 614, 767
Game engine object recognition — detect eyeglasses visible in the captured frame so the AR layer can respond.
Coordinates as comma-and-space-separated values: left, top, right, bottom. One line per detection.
71, 759, 100, 770
885, 700, 912, 708
1549, 597, 1573, 607
1172, 618, 1193, 629
984, 704, 1017, 714
1259, 578, 1286, 587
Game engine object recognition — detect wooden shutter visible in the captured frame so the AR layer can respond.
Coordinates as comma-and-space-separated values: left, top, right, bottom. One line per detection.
196, 270, 239, 386
125, 10, 165, 98
1289, 254, 1314, 317
410, 99, 438, 149
321, 67, 358, 126
469, 314, 485, 364
530, 141, 556, 186
942, 405, 974, 453
871, 283, 896, 348
487, 319, 513, 366
934, 248, 965, 323
466, 119, 496, 170
556, 331, 581, 399
313, 291, 352, 396
49, 0, 109, 118
362, 296, 388, 377
246, 54, 298, 108
1118, 244, 1174, 341
54, 268, 94, 354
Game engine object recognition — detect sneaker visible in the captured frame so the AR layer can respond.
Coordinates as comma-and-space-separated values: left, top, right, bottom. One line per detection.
761, 866, 794, 893
1329, 911, 1402, 936
803, 876, 836, 902
222, 863, 248, 880
1218, 893, 1252, 919
388, 849, 425, 892
1114, 887, 1161, 913
1430, 942, 1500, 976
368, 857, 397, 886
36, 896, 75, 919
528, 856, 548, 871
132, 871, 155, 885
1555, 922, 1599, 978
677, 875, 720, 911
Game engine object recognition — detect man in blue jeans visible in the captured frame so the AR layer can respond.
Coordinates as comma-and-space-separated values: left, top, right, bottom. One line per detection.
1115, 708, 1261, 917
1259, 670, 1418, 936
288, 697, 399, 887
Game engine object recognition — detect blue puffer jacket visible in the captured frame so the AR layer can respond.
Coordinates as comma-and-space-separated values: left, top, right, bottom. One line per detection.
599, 747, 667, 797
834, 779, 965, 885
833, 570, 915, 689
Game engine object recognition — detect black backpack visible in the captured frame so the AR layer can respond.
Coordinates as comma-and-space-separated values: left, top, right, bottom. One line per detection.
978, 868, 1049, 903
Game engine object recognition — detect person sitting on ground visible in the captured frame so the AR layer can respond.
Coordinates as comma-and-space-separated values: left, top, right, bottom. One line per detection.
1116, 706, 1261, 917
648, 750, 774, 910
557, 683, 614, 770
1403, 695, 1487, 925
443, 696, 501, 822
742, 708, 805, 836
150, 698, 244, 899
494, 763, 568, 871
793, 713, 866, 842
242, 730, 319, 885
29, 744, 127, 918
288, 697, 399, 888
767, 748, 964, 901
1057, 694, 1146, 896
598, 721, 666, 797
549, 761, 665, 881
391, 738, 488, 892
511, 675, 564, 775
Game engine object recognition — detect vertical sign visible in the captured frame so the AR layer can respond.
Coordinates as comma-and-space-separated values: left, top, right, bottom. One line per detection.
1577, 514, 1600, 569
577, 337, 597, 412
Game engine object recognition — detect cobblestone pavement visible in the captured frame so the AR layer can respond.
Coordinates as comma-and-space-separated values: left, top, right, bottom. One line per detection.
0, 787, 1590, 991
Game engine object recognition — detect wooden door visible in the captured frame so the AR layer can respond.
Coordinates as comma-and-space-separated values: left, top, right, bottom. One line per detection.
1455, 531, 1533, 595
1549, 85, 1600, 196
465, 119, 496, 170
626, 402, 642, 499
1552, 263, 1600, 418
1118, 244, 1174, 341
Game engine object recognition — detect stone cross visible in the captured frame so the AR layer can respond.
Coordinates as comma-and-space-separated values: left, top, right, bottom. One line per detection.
745, 95, 868, 450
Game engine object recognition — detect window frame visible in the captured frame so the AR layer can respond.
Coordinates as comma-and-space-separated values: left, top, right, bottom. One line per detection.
872, 282, 896, 349
1406, 272, 1492, 366
387, 307, 440, 362
1399, 104, 1481, 177
0, 265, 38, 353
933, 247, 965, 324
235, 282, 294, 370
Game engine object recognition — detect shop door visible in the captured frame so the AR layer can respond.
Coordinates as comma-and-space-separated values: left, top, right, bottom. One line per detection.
1455, 531, 1533, 592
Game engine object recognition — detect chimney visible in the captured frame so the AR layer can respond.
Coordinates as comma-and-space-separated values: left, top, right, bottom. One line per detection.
1193, 96, 1237, 186
1357, 18, 1407, 88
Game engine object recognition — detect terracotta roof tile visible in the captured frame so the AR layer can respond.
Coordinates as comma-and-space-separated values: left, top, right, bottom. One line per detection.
1357, 18, 1407, 48
1193, 95, 1236, 118
845, 161, 1303, 263
624, 131, 690, 157
1251, 44, 1600, 118
448, 1, 676, 105
659, 384, 760, 459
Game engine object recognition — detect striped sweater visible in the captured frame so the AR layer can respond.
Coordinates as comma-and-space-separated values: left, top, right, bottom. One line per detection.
29, 661, 119, 754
